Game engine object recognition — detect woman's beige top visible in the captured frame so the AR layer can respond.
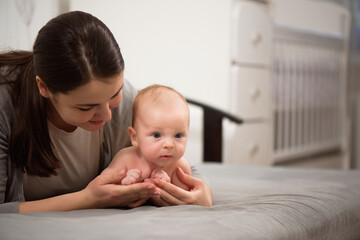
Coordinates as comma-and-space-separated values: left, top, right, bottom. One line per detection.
23, 121, 102, 201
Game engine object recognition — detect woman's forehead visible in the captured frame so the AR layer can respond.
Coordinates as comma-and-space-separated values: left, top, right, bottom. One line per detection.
57, 74, 123, 104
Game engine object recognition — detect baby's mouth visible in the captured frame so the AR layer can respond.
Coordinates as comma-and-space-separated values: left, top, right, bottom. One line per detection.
160, 155, 172, 160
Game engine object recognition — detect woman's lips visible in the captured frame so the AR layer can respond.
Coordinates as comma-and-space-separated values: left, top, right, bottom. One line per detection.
89, 120, 104, 125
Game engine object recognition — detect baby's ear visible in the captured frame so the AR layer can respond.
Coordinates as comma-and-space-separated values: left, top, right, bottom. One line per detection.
128, 126, 138, 146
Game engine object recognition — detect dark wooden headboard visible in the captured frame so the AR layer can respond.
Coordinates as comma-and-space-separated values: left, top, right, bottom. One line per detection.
186, 98, 243, 163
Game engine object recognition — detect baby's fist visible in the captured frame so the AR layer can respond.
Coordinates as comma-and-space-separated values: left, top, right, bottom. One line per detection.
121, 169, 142, 185
150, 169, 170, 182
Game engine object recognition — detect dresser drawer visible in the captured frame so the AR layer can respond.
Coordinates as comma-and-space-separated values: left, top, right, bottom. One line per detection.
224, 121, 272, 165
231, 0, 272, 65
230, 66, 270, 119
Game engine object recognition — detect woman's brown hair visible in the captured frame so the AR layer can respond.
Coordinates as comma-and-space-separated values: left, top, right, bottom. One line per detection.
0, 11, 124, 176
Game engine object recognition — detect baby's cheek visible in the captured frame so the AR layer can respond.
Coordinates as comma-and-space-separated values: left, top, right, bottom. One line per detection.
142, 147, 158, 160
177, 144, 187, 156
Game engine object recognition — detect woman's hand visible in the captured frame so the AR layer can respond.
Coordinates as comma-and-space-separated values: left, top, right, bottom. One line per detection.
146, 167, 212, 207
83, 169, 161, 209
19, 169, 160, 213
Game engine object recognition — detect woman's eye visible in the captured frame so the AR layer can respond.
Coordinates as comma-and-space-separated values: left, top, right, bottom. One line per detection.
113, 91, 121, 98
78, 107, 92, 111
153, 133, 161, 138
175, 133, 182, 138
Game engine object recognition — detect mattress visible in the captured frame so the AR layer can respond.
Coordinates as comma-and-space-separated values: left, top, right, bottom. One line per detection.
1, 163, 360, 240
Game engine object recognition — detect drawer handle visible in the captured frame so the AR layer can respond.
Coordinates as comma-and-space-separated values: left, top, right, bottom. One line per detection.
251, 32, 262, 45
248, 143, 259, 156
249, 87, 261, 100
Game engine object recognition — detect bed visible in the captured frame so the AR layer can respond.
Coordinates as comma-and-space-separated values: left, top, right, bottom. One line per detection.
1, 163, 360, 240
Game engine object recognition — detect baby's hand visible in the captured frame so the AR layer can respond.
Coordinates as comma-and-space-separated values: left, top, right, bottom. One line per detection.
121, 169, 142, 185
150, 169, 170, 182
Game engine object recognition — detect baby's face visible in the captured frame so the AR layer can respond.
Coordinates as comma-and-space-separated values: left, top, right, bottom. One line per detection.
134, 99, 189, 168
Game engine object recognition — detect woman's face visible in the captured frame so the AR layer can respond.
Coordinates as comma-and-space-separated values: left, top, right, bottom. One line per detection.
44, 72, 124, 132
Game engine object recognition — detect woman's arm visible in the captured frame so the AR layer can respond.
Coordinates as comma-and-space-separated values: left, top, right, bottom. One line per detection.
147, 167, 212, 207
19, 170, 159, 213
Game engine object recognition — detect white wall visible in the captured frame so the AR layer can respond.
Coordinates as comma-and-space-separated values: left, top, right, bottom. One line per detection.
70, 0, 232, 109
0, 0, 59, 51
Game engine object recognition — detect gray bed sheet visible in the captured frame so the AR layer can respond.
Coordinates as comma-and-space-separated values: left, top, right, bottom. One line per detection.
1, 163, 360, 240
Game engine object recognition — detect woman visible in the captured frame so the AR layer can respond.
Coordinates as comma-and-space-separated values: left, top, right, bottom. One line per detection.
0, 11, 212, 213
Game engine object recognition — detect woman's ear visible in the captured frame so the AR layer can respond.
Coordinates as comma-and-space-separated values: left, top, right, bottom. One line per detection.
128, 126, 138, 147
36, 76, 50, 98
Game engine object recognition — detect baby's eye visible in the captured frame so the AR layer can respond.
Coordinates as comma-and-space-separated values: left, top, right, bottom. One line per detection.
153, 133, 161, 138
175, 133, 182, 138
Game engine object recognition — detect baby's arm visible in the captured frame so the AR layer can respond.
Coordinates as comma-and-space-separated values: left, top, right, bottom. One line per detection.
102, 148, 143, 185
101, 148, 128, 175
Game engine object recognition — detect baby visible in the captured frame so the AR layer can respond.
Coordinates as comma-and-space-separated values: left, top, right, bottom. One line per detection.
103, 84, 191, 190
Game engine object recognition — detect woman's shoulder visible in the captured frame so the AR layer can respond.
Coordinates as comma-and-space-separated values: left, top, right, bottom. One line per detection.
123, 79, 138, 100
0, 84, 15, 130
102, 79, 138, 163
0, 84, 13, 107
110, 79, 137, 124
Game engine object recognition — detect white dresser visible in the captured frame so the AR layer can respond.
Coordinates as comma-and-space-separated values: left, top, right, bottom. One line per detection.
224, 0, 273, 165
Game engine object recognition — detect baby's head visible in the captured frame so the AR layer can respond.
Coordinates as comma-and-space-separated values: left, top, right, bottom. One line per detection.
132, 84, 189, 128
129, 84, 190, 166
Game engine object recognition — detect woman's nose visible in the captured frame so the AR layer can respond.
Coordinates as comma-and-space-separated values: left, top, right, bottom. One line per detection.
96, 102, 112, 122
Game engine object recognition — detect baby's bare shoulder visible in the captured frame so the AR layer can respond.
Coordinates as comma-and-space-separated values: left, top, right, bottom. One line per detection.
109, 146, 138, 167
169, 157, 192, 190
177, 157, 192, 175
113, 146, 136, 158
168, 157, 191, 178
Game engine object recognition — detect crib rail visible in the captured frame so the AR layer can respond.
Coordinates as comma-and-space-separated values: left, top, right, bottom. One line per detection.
272, 26, 347, 162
